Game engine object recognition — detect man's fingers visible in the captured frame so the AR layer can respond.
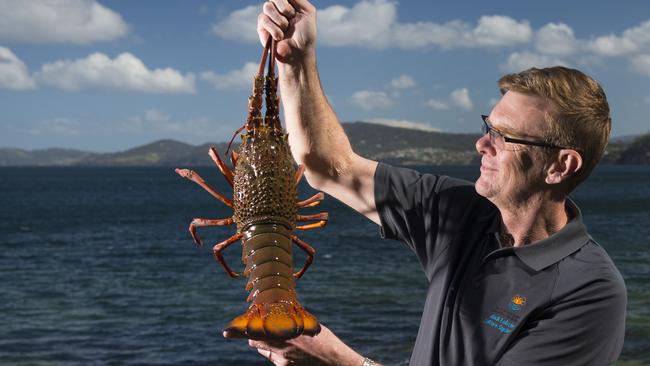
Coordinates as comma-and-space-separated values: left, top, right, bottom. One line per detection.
249, 339, 290, 350
287, 0, 316, 13
249, 339, 275, 351
255, 347, 276, 363
269, 0, 296, 18
257, 18, 271, 46
256, 347, 272, 357
249, 339, 261, 348
257, 13, 284, 41
263, 1, 290, 29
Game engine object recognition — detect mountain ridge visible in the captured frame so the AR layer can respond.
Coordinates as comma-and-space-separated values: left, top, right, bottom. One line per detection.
1, 122, 648, 166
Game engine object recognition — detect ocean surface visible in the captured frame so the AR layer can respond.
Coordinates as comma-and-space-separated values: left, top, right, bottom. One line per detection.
1, 165, 648, 365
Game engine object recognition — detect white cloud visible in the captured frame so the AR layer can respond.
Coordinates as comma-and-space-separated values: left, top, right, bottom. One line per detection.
322, 6, 532, 49
469, 15, 532, 47
390, 21, 462, 49
317, 0, 396, 48
200, 62, 258, 90
35, 52, 196, 93
211, 5, 260, 43
28, 118, 81, 136
213, 1, 531, 49
588, 20, 650, 56
588, 35, 637, 57
122, 109, 218, 136
367, 118, 440, 132
425, 99, 448, 110
0, 0, 128, 44
425, 88, 473, 110
388, 74, 416, 89
500, 51, 567, 73
0, 47, 35, 90
535, 23, 579, 55
631, 54, 650, 76
450, 88, 473, 110
351, 90, 394, 110
519, 19, 650, 77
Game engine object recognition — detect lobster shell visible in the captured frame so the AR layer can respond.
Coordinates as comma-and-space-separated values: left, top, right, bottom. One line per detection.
175, 38, 326, 340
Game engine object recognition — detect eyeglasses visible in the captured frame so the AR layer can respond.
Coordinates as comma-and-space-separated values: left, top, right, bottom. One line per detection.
481, 115, 569, 150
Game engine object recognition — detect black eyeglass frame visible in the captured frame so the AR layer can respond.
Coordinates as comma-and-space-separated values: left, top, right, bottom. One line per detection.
481, 115, 570, 150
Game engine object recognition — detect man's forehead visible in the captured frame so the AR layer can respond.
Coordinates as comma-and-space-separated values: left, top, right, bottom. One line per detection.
490, 91, 549, 131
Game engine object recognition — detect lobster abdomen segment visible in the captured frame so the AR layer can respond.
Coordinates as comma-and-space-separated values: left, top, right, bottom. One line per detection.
225, 223, 320, 340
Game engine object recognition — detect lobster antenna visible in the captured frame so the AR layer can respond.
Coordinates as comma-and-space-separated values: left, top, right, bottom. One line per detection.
258, 36, 272, 78
270, 40, 281, 131
225, 124, 246, 157
268, 38, 276, 79
226, 36, 273, 157
264, 38, 281, 130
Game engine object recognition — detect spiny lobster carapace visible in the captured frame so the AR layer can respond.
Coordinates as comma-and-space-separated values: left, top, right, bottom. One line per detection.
175, 39, 326, 340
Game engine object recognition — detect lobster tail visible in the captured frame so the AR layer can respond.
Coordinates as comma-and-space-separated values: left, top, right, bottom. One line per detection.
224, 224, 320, 340
226, 302, 320, 340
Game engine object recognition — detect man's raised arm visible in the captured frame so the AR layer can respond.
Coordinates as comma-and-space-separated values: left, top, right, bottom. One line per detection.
258, 0, 380, 225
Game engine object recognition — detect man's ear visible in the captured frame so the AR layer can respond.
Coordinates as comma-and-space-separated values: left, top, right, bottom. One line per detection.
545, 149, 583, 185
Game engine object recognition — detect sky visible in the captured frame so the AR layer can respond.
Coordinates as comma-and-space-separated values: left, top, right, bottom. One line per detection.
1, 0, 650, 152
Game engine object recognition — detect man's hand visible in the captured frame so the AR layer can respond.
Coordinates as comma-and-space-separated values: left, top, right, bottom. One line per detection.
244, 324, 367, 366
257, 0, 317, 64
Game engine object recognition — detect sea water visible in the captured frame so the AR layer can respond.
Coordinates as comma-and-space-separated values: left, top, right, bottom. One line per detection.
0, 165, 648, 365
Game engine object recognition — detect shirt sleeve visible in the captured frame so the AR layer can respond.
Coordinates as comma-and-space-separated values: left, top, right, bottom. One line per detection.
496, 248, 627, 366
374, 162, 479, 272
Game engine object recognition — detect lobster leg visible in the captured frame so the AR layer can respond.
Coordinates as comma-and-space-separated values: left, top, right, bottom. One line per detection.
209, 147, 234, 187
175, 169, 233, 207
213, 233, 243, 278
296, 221, 328, 230
296, 192, 324, 208
296, 212, 328, 222
295, 212, 328, 230
294, 164, 305, 185
189, 217, 235, 246
291, 235, 316, 279
230, 151, 239, 166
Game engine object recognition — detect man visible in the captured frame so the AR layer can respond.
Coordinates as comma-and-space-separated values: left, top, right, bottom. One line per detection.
239, 0, 627, 365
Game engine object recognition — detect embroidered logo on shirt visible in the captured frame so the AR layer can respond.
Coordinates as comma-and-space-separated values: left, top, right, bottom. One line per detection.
484, 313, 516, 334
509, 295, 526, 311
483, 295, 525, 334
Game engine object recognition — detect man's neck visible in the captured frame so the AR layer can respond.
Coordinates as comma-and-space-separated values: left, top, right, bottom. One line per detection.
498, 195, 569, 248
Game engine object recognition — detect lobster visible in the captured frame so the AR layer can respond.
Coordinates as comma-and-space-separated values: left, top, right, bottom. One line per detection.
175, 38, 326, 340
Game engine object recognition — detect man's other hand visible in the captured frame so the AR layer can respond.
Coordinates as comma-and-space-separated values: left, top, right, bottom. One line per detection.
231, 324, 367, 366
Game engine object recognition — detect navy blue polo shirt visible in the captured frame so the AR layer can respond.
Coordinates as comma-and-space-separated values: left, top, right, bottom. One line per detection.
375, 163, 626, 366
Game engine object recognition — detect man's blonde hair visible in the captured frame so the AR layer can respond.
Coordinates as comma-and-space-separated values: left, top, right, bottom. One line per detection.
499, 66, 611, 192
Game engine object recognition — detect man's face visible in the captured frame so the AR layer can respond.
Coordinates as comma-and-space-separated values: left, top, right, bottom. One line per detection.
475, 91, 551, 207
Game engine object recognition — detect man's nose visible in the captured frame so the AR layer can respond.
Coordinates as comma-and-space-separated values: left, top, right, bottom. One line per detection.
475, 133, 495, 155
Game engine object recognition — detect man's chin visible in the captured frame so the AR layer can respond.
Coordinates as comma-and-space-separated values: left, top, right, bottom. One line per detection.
475, 177, 489, 197
475, 178, 498, 201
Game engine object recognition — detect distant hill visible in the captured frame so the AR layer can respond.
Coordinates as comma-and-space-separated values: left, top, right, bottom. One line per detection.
618, 133, 650, 164
0, 122, 648, 166
343, 122, 480, 165
0, 147, 97, 166
74, 139, 229, 166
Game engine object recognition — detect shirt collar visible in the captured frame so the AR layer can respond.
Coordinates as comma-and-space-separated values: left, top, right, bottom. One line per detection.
487, 198, 592, 272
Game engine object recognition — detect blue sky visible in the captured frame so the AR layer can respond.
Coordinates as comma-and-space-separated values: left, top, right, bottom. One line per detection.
1, 0, 650, 152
